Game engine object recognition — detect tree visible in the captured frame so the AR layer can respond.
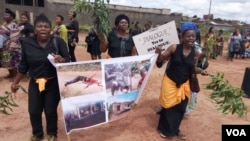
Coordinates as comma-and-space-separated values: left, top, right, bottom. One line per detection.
71, 0, 111, 36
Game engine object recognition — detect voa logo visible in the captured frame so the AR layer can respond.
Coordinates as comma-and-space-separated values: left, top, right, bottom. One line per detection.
226, 129, 247, 136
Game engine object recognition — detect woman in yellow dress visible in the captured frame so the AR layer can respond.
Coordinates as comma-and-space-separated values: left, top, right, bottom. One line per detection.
155, 22, 207, 140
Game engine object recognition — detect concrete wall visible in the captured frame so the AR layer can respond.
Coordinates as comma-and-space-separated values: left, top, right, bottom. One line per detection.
0, 0, 181, 27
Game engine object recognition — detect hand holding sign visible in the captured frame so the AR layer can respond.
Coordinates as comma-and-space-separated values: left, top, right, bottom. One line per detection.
155, 45, 163, 54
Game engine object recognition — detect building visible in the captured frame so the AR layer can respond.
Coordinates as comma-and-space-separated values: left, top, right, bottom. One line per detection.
209, 21, 234, 31
0, 0, 182, 26
203, 14, 214, 21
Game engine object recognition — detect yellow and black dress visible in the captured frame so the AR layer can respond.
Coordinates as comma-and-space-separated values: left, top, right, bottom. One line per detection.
157, 44, 195, 137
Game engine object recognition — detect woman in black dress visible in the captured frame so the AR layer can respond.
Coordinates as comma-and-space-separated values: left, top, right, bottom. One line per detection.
85, 27, 101, 60
66, 11, 79, 62
11, 13, 70, 141
100, 14, 137, 58
18, 11, 34, 42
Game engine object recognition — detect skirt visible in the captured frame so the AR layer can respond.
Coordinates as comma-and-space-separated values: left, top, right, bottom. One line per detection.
158, 96, 188, 137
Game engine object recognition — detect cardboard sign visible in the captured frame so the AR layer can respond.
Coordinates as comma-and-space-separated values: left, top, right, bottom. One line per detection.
133, 21, 179, 55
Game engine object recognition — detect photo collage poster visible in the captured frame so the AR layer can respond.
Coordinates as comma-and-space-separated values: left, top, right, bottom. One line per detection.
55, 54, 158, 134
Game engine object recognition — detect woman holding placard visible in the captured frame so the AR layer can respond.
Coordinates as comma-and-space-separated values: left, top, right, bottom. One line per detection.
155, 21, 207, 140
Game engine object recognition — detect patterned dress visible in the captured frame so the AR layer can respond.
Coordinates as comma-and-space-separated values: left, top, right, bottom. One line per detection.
1, 22, 21, 68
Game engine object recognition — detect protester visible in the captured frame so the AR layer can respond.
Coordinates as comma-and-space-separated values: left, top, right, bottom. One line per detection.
240, 29, 247, 59
18, 11, 34, 42
131, 21, 142, 36
100, 14, 137, 58
204, 26, 217, 59
216, 29, 224, 56
11, 13, 70, 141
144, 21, 152, 31
228, 28, 242, 61
53, 15, 68, 49
155, 21, 207, 140
195, 24, 201, 45
0, 8, 20, 79
66, 11, 79, 62
185, 41, 208, 114
85, 27, 101, 60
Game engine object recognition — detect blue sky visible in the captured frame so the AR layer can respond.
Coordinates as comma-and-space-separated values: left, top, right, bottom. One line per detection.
105, 0, 250, 23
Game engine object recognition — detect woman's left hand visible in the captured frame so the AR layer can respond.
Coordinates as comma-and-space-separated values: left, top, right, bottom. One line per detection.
201, 70, 208, 76
51, 53, 65, 63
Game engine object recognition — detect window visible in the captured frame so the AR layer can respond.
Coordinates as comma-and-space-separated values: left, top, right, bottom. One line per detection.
5, 0, 22, 5
35, 0, 44, 7
23, 0, 33, 6
5, 0, 44, 7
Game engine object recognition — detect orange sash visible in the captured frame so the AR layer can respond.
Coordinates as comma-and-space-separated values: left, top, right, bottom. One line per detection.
159, 75, 191, 108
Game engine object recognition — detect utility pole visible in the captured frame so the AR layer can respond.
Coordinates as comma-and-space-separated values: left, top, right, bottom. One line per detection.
208, 0, 211, 15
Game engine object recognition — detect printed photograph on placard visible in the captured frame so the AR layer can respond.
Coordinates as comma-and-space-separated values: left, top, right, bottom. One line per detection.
56, 62, 103, 98
104, 60, 150, 97
107, 91, 139, 121
61, 94, 106, 134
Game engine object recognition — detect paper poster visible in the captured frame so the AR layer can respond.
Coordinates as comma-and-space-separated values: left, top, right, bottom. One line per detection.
133, 21, 179, 55
54, 54, 158, 134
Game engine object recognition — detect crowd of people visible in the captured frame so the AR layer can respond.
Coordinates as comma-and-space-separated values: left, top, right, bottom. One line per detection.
0, 7, 249, 141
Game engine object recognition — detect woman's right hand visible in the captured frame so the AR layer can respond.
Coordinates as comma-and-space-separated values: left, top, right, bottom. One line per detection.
100, 33, 107, 43
11, 83, 19, 93
155, 45, 162, 54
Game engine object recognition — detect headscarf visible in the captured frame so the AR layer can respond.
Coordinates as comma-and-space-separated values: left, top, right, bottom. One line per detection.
180, 21, 198, 33
115, 14, 130, 27
4, 8, 16, 19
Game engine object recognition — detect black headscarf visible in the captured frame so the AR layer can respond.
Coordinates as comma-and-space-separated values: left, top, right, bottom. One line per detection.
115, 14, 130, 27
4, 8, 16, 19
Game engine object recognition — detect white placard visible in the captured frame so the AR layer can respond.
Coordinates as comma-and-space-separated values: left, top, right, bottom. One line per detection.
133, 21, 179, 55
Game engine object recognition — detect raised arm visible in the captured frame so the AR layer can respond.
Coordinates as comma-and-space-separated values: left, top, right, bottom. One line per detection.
155, 45, 175, 68
99, 33, 109, 53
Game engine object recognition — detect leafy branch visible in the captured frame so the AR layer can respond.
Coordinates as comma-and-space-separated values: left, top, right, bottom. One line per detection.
0, 85, 27, 115
205, 73, 247, 118
71, 0, 111, 36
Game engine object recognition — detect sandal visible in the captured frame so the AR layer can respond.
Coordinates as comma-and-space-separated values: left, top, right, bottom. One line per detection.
160, 133, 174, 140
176, 132, 186, 140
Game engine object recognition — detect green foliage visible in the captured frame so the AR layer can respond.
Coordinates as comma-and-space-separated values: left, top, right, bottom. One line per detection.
71, 0, 111, 36
205, 73, 247, 118
92, 0, 111, 36
0, 85, 27, 115
71, 0, 92, 14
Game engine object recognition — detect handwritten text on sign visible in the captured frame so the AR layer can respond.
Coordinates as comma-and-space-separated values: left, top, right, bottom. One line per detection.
133, 21, 179, 55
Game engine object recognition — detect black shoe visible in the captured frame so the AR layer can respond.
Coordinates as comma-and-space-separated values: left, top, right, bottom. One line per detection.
156, 107, 162, 115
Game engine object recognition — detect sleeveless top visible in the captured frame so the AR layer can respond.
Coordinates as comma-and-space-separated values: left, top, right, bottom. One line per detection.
166, 44, 195, 88
108, 31, 134, 58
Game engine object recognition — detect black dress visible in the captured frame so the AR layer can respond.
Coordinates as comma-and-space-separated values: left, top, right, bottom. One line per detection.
19, 22, 34, 42
85, 33, 101, 55
107, 31, 135, 58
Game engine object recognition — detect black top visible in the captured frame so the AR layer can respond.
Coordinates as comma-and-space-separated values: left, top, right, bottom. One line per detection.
131, 29, 142, 36
18, 36, 70, 78
66, 19, 79, 43
166, 44, 195, 87
196, 31, 201, 45
19, 23, 34, 38
108, 31, 135, 58
85, 33, 101, 55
